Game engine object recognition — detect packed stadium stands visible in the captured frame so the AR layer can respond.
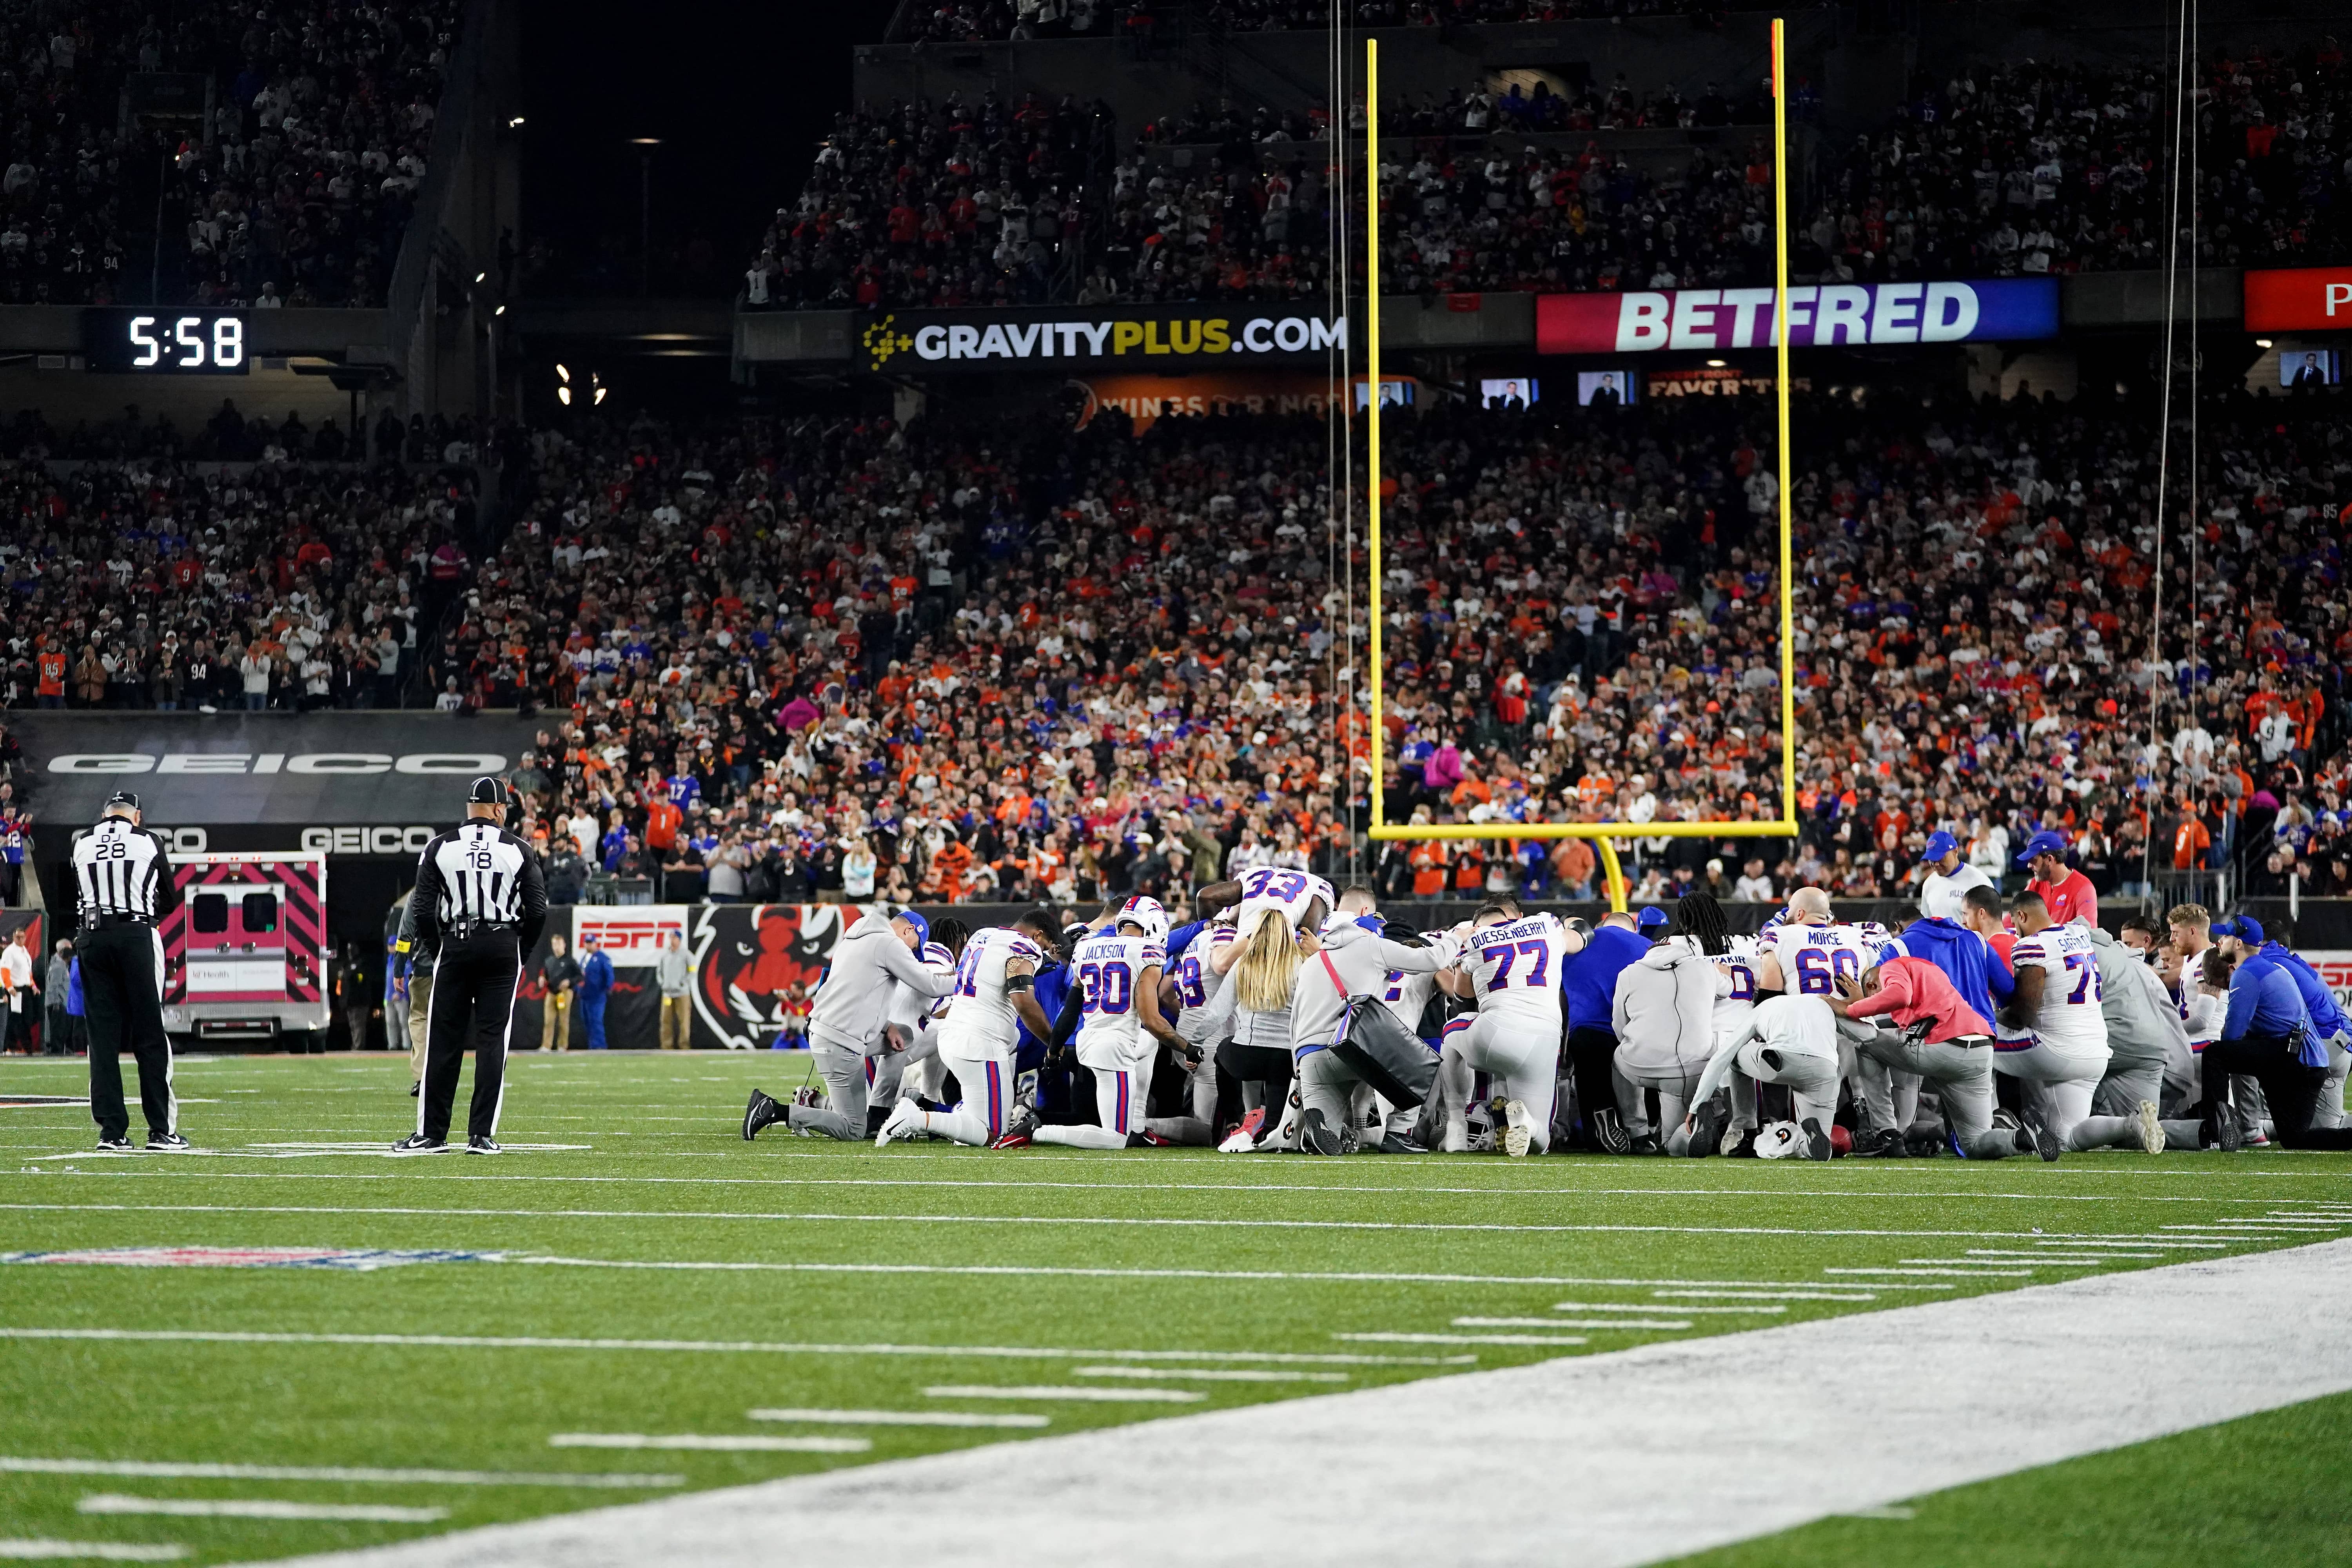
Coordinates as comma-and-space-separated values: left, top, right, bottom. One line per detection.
0, 0, 463, 307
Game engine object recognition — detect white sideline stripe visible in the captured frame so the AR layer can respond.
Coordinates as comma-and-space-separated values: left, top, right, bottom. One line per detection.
1334, 1333, 1590, 1347
547, 1436, 868, 1455
1554, 1302, 1784, 1316
1070, 1368, 1349, 1384
0, 1330, 1462, 1367
1654, 1290, 1877, 1301
924, 1387, 1204, 1405
1969, 1250, 2163, 1260
0, 1542, 186, 1561
259, 1240, 2352, 1568
0, 1203, 2232, 1242
0, 1459, 681, 1488
1900, 1258, 2099, 1267
1455, 1318, 1693, 1331
79, 1494, 447, 1523
2037, 1239, 2224, 1250
747, 1410, 1050, 1429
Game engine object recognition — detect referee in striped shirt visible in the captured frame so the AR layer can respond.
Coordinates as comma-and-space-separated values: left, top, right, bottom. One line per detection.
393, 777, 547, 1154
71, 789, 186, 1151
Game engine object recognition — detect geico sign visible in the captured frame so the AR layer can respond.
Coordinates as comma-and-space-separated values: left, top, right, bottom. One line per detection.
300, 826, 439, 855
47, 752, 507, 775
577, 911, 688, 962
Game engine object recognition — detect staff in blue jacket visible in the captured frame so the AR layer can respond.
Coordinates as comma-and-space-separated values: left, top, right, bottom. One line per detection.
579, 934, 615, 1051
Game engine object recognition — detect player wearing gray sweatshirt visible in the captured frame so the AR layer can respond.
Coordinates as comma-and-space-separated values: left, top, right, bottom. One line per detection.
743, 908, 954, 1142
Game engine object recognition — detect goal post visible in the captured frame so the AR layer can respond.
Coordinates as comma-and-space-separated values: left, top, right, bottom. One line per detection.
1359, 23, 1802, 913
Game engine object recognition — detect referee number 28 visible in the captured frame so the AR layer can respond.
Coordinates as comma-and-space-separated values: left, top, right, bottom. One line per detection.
95, 838, 130, 859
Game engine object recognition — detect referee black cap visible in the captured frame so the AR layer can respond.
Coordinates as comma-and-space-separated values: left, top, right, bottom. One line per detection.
467, 775, 512, 806
104, 789, 142, 811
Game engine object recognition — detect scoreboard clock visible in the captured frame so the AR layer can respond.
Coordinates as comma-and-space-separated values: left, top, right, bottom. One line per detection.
82, 309, 250, 374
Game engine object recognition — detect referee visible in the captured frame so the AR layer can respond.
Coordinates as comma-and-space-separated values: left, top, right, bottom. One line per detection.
392, 777, 547, 1155
70, 790, 187, 1152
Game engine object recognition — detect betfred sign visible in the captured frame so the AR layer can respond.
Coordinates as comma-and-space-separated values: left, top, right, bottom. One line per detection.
1536, 279, 2057, 354
2244, 268, 2352, 332
575, 906, 691, 966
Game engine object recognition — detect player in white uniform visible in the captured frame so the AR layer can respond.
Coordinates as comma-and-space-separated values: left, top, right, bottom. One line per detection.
877, 910, 1056, 1148
866, 923, 964, 1119
1991, 890, 2111, 1160
1143, 885, 1246, 1146
1436, 900, 1579, 1156
1686, 992, 1842, 1160
1612, 893, 1746, 1155
1752, 887, 1894, 1001
1018, 898, 1178, 1149
1211, 868, 1336, 1152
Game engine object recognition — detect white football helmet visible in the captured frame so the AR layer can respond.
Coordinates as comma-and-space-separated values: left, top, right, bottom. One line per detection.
1116, 895, 1170, 943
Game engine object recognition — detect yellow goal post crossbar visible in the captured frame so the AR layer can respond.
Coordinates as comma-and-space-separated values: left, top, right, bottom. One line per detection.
1358, 24, 1801, 911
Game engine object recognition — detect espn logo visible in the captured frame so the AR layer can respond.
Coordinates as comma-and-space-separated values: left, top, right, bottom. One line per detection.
576, 907, 687, 963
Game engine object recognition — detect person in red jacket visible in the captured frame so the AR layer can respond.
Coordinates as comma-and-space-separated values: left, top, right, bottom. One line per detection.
1829, 957, 2036, 1161
2018, 829, 2098, 926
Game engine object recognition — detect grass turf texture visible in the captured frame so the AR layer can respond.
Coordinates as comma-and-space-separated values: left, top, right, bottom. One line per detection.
1, 1051, 2347, 1566
1662, 1388, 2352, 1568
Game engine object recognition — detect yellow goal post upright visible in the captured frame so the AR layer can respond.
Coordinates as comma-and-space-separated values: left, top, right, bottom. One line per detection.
1360, 24, 1801, 914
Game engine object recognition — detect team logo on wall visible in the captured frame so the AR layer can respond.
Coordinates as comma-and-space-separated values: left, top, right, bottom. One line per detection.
686, 904, 851, 1050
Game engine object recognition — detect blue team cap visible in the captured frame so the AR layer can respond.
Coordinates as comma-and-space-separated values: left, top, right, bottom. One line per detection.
1919, 830, 1959, 863
1635, 906, 1669, 928
894, 909, 929, 946
2014, 829, 2069, 867
2214, 915, 2264, 944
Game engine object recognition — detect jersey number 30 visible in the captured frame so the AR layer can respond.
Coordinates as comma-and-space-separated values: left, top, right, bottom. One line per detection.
1079, 960, 1134, 1016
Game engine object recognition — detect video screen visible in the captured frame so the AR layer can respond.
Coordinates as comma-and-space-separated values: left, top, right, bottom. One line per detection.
1577, 368, 1637, 406
1354, 378, 1414, 410
1479, 377, 1539, 408
2280, 348, 2343, 388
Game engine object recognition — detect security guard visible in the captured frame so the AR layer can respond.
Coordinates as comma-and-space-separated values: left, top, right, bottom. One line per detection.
392, 777, 547, 1154
69, 790, 186, 1151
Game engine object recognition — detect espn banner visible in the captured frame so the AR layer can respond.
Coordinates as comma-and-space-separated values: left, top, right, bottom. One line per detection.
859, 303, 1345, 374
529, 904, 861, 1051
1536, 279, 2058, 354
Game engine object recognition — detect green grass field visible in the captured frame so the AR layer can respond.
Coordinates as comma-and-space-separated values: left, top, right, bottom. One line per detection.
3, 1050, 2348, 1565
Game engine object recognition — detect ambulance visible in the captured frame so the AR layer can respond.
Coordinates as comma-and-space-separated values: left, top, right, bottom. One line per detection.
158, 852, 331, 1048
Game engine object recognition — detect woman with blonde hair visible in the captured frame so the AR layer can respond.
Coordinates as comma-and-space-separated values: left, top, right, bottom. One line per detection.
1209, 869, 1334, 1151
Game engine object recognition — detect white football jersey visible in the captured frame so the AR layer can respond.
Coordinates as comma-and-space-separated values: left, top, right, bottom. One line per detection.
1171, 926, 1237, 1047
886, 940, 956, 1036
1071, 929, 1167, 1069
1760, 920, 1891, 999
1713, 933, 1762, 1037
937, 926, 1045, 1055
2004, 921, 2112, 1056
1233, 867, 1336, 933
1461, 914, 1568, 1024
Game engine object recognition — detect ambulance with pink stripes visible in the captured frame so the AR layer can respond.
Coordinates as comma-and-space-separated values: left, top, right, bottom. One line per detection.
157, 851, 331, 1049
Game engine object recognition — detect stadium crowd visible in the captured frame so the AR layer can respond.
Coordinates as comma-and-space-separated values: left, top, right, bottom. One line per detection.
904, 0, 1809, 44
0, 0, 461, 308
755, 40, 2352, 307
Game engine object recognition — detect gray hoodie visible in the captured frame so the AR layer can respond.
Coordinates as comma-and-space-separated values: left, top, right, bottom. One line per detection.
808, 910, 956, 1055
1610, 935, 1723, 1078
2087, 924, 2189, 1069
1289, 920, 1458, 1057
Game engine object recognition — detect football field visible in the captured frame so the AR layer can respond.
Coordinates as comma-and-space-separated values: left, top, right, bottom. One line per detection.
3, 1051, 2349, 1566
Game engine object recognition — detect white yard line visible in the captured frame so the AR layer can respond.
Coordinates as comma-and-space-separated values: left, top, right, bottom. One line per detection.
0, 1329, 1461, 1367
78, 1494, 446, 1523
0, 1201, 2214, 1242
1454, 1318, 1693, 1331
0, 1459, 680, 1488
1653, 1289, 1877, 1301
923, 1386, 1203, 1405
745, 1410, 1050, 1429
1334, 1333, 1590, 1347
497, 1258, 1958, 1290
0, 1541, 187, 1561
1068, 1368, 1348, 1384
262, 1238, 2352, 1568
1553, 1302, 1782, 1315
546, 1436, 868, 1455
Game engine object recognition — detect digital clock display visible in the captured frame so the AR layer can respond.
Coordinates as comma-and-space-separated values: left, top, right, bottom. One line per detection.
82, 310, 250, 375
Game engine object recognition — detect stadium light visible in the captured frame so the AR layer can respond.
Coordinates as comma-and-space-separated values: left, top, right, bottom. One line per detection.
1361, 23, 1802, 911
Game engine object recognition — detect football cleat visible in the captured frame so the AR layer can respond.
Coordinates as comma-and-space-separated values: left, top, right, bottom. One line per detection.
146, 1132, 192, 1152
874, 1099, 925, 1148
96, 1136, 136, 1153
1799, 1116, 1833, 1161
1299, 1109, 1343, 1156
2212, 1111, 2245, 1153
1689, 1097, 1730, 1160
742, 1089, 784, 1142
467, 1136, 502, 1155
1723, 1126, 1760, 1158
390, 1133, 445, 1154
2133, 1100, 2164, 1156
1584, 1105, 1631, 1155
408, 1082, 421, 1098
1378, 1132, 1428, 1155
1501, 1099, 1537, 1158
988, 1105, 1038, 1151
2019, 1112, 2062, 1162
1853, 1127, 1906, 1158
1627, 1132, 1663, 1156
1128, 1130, 1177, 1148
